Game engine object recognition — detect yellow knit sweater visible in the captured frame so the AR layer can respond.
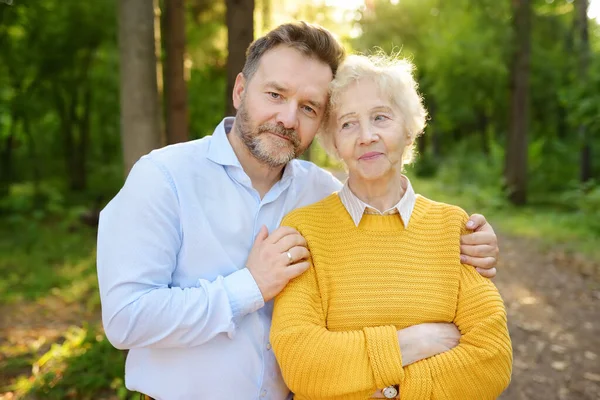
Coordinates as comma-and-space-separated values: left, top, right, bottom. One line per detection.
270, 193, 512, 400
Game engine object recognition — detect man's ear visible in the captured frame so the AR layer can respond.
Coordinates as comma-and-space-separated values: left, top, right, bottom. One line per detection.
232, 73, 246, 111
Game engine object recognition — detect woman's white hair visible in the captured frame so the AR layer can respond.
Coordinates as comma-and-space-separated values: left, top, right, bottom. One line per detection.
320, 52, 428, 165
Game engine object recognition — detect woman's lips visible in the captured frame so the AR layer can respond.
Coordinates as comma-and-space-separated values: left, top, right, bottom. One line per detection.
359, 152, 383, 161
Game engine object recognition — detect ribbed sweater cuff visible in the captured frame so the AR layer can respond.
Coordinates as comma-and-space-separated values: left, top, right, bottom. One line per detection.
363, 325, 404, 389
400, 362, 433, 399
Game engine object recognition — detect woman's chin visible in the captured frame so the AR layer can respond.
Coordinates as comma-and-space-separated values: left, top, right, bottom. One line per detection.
350, 167, 391, 182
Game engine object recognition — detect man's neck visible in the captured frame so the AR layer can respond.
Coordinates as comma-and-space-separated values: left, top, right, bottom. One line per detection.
227, 125, 286, 199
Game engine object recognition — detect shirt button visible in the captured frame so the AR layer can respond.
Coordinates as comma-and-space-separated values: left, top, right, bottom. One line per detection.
266, 343, 272, 350
260, 389, 267, 397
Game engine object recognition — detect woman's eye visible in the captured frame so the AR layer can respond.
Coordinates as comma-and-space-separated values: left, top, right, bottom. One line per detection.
374, 114, 388, 121
269, 92, 281, 99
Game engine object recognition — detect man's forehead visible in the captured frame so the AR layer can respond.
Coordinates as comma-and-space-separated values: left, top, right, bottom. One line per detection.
256, 47, 332, 82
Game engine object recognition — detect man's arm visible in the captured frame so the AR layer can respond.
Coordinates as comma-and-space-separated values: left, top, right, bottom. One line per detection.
97, 157, 265, 349
461, 214, 500, 278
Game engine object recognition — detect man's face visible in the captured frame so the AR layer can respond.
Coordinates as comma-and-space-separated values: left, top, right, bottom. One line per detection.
233, 45, 333, 167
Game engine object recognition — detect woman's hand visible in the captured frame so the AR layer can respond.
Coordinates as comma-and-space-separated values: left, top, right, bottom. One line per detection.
397, 322, 461, 366
372, 324, 461, 399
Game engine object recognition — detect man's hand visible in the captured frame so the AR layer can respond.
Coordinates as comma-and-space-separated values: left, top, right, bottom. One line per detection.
246, 225, 310, 302
461, 214, 499, 278
397, 322, 461, 366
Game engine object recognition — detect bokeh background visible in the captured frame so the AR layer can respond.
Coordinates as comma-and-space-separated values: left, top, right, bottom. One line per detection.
0, 0, 599, 399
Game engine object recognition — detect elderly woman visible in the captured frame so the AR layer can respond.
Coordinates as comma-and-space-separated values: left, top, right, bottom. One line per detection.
270, 54, 512, 400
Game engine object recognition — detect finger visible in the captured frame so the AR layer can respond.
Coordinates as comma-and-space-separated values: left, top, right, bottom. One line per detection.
253, 225, 269, 245
284, 261, 310, 279
460, 244, 497, 258
460, 255, 497, 270
284, 245, 310, 264
280, 246, 309, 266
275, 233, 307, 252
474, 221, 496, 234
466, 214, 487, 230
476, 267, 497, 279
267, 226, 300, 244
460, 231, 497, 247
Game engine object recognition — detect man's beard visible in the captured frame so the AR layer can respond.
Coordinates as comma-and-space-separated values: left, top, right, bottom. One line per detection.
236, 102, 303, 168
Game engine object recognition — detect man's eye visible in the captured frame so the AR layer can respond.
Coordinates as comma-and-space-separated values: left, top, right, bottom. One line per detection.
303, 105, 315, 114
269, 92, 281, 99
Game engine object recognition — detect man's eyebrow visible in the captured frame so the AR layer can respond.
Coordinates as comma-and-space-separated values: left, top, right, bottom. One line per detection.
264, 81, 288, 92
264, 81, 323, 111
307, 99, 323, 110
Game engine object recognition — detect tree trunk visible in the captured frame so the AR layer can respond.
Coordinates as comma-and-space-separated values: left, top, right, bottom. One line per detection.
71, 83, 93, 191
575, 0, 592, 183
505, 0, 531, 206
225, 0, 255, 116
22, 116, 42, 202
155, 0, 167, 147
164, 0, 189, 144
0, 123, 16, 198
118, 0, 162, 176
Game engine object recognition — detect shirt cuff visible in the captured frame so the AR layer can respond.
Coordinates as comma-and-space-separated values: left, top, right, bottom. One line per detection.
223, 268, 265, 320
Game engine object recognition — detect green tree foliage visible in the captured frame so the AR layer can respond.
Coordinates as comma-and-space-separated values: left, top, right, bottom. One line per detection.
354, 0, 599, 209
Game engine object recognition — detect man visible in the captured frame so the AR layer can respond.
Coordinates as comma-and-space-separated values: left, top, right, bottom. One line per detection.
97, 22, 499, 400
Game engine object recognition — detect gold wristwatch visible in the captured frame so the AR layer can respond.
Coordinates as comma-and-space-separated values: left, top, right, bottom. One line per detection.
382, 384, 399, 398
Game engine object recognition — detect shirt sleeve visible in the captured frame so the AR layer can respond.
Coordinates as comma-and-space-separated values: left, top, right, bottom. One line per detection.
97, 157, 264, 350
398, 260, 513, 399
270, 214, 404, 400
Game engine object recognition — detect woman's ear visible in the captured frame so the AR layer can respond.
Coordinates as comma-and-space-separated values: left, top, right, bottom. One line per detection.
405, 130, 415, 146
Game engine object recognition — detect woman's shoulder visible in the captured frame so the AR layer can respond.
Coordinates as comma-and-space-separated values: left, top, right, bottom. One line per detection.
413, 195, 470, 225
282, 193, 342, 227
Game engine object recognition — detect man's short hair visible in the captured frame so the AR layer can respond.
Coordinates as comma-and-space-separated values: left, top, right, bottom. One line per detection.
242, 21, 346, 81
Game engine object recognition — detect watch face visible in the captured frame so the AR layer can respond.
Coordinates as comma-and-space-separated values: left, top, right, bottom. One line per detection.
383, 386, 398, 398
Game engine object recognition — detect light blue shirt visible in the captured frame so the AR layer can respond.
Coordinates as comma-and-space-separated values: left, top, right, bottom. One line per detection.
97, 118, 342, 400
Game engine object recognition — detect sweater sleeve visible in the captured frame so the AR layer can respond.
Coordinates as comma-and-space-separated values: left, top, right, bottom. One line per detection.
270, 215, 405, 400
399, 263, 513, 399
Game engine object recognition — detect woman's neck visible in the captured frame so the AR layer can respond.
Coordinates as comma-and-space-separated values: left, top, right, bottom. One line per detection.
348, 169, 406, 212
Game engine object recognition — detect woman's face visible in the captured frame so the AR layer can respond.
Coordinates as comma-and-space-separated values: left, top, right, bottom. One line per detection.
332, 79, 411, 182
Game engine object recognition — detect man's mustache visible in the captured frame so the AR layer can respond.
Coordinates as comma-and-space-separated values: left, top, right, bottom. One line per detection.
258, 124, 300, 146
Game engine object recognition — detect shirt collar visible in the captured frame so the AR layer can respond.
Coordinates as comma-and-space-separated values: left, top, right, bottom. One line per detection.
206, 117, 242, 168
206, 116, 296, 185
339, 175, 417, 228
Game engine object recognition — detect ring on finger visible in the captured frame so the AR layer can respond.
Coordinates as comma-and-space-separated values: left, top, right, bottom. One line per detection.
286, 251, 293, 264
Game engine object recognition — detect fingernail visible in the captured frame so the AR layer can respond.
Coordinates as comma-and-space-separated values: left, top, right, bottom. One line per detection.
467, 221, 475, 228
460, 255, 466, 263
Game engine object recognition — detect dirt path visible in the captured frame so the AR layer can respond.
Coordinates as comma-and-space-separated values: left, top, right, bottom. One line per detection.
1, 233, 599, 399
495, 233, 600, 400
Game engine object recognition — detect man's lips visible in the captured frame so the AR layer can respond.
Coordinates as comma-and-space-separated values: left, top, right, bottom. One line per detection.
268, 132, 292, 141
359, 152, 383, 161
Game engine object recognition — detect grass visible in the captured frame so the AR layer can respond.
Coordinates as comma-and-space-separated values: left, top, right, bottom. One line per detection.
407, 174, 600, 265
0, 216, 134, 399
0, 215, 97, 304
1, 165, 598, 398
